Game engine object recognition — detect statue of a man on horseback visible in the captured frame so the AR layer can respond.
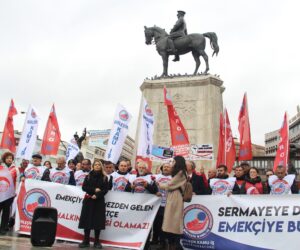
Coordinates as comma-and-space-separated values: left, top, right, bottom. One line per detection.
168, 10, 187, 62
144, 10, 219, 77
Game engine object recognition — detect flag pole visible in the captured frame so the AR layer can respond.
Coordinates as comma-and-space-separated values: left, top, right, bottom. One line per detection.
224, 107, 226, 165
286, 112, 289, 167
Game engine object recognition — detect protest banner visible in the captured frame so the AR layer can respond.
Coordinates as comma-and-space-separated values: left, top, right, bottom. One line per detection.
150, 145, 173, 162
182, 195, 300, 250
87, 129, 110, 148
151, 144, 213, 162
15, 179, 160, 250
189, 144, 213, 161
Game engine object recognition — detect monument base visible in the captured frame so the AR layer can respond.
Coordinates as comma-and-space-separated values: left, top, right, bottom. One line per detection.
135, 74, 225, 171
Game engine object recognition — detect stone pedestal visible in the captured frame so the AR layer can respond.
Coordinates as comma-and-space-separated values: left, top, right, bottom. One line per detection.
135, 74, 225, 170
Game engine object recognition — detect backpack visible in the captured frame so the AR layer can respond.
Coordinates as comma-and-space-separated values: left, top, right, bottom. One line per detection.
181, 181, 193, 202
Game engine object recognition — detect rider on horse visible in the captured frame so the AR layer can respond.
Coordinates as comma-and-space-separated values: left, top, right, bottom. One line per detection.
168, 10, 187, 62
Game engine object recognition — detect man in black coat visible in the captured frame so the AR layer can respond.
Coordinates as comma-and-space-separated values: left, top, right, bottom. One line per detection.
186, 160, 207, 195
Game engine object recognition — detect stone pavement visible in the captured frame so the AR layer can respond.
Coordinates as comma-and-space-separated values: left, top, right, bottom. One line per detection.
0, 232, 163, 250
0, 232, 123, 250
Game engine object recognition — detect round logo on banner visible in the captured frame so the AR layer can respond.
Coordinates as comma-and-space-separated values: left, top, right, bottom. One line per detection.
25, 167, 40, 179
114, 177, 128, 191
22, 189, 51, 219
31, 110, 37, 118
213, 180, 230, 194
145, 105, 153, 117
272, 179, 289, 195
0, 177, 10, 193
51, 172, 68, 184
119, 110, 129, 121
184, 204, 213, 239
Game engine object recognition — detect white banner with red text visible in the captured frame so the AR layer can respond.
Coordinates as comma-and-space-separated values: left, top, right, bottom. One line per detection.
182, 195, 300, 250
15, 179, 160, 250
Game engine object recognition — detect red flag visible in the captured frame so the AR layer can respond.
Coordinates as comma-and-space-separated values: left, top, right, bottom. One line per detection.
0, 99, 18, 152
216, 112, 225, 167
224, 109, 236, 173
41, 104, 61, 155
238, 93, 252, 161
163, 86, 189, 156
273, 112, 289, 172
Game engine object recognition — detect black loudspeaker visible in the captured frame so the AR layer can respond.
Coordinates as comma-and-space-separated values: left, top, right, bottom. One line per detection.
31, 207, 58, 247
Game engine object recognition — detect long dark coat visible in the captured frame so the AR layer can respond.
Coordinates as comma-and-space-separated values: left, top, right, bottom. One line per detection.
78, 171, 109, 230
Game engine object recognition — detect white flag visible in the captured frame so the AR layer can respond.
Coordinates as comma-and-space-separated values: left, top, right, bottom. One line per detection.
137, 98, 154, 158
104, 104, 132, 164
16, 105, 39, 160
66, 138, 80, 162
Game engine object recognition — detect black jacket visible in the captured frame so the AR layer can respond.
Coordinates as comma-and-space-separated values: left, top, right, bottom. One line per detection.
189, 173, 207, 195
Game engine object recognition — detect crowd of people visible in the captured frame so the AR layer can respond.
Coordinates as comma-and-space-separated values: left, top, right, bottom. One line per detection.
0, 150, 299, 250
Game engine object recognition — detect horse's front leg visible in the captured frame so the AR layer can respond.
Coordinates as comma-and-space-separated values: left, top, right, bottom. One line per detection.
161, 53, 169, 77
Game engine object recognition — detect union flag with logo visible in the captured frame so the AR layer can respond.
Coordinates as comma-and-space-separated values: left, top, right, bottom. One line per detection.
41, 104, 61, 155
273, 112, 289, 172
163, 86, 189, 156
238, 93, 252, 161
0, 99, 18, 152
216, 109, 236, 173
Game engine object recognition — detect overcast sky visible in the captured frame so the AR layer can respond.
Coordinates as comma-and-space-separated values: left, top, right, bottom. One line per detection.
0, 0, 299, 146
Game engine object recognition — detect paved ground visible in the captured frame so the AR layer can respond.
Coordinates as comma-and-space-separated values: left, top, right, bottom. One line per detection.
0, 232, 124, 250
0, 232, 163, 250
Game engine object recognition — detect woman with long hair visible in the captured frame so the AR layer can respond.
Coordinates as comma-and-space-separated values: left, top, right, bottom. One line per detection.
158, 156, 187, 250
78, 160, 109, 248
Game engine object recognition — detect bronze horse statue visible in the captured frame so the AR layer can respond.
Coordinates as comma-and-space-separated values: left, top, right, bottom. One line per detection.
144, 26, 219, 77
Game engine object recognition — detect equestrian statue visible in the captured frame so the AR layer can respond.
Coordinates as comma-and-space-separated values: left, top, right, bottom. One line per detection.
144, 10, 219, 77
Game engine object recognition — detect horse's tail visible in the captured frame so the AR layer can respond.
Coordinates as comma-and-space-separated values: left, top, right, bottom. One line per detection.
203, 32, 219, 57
